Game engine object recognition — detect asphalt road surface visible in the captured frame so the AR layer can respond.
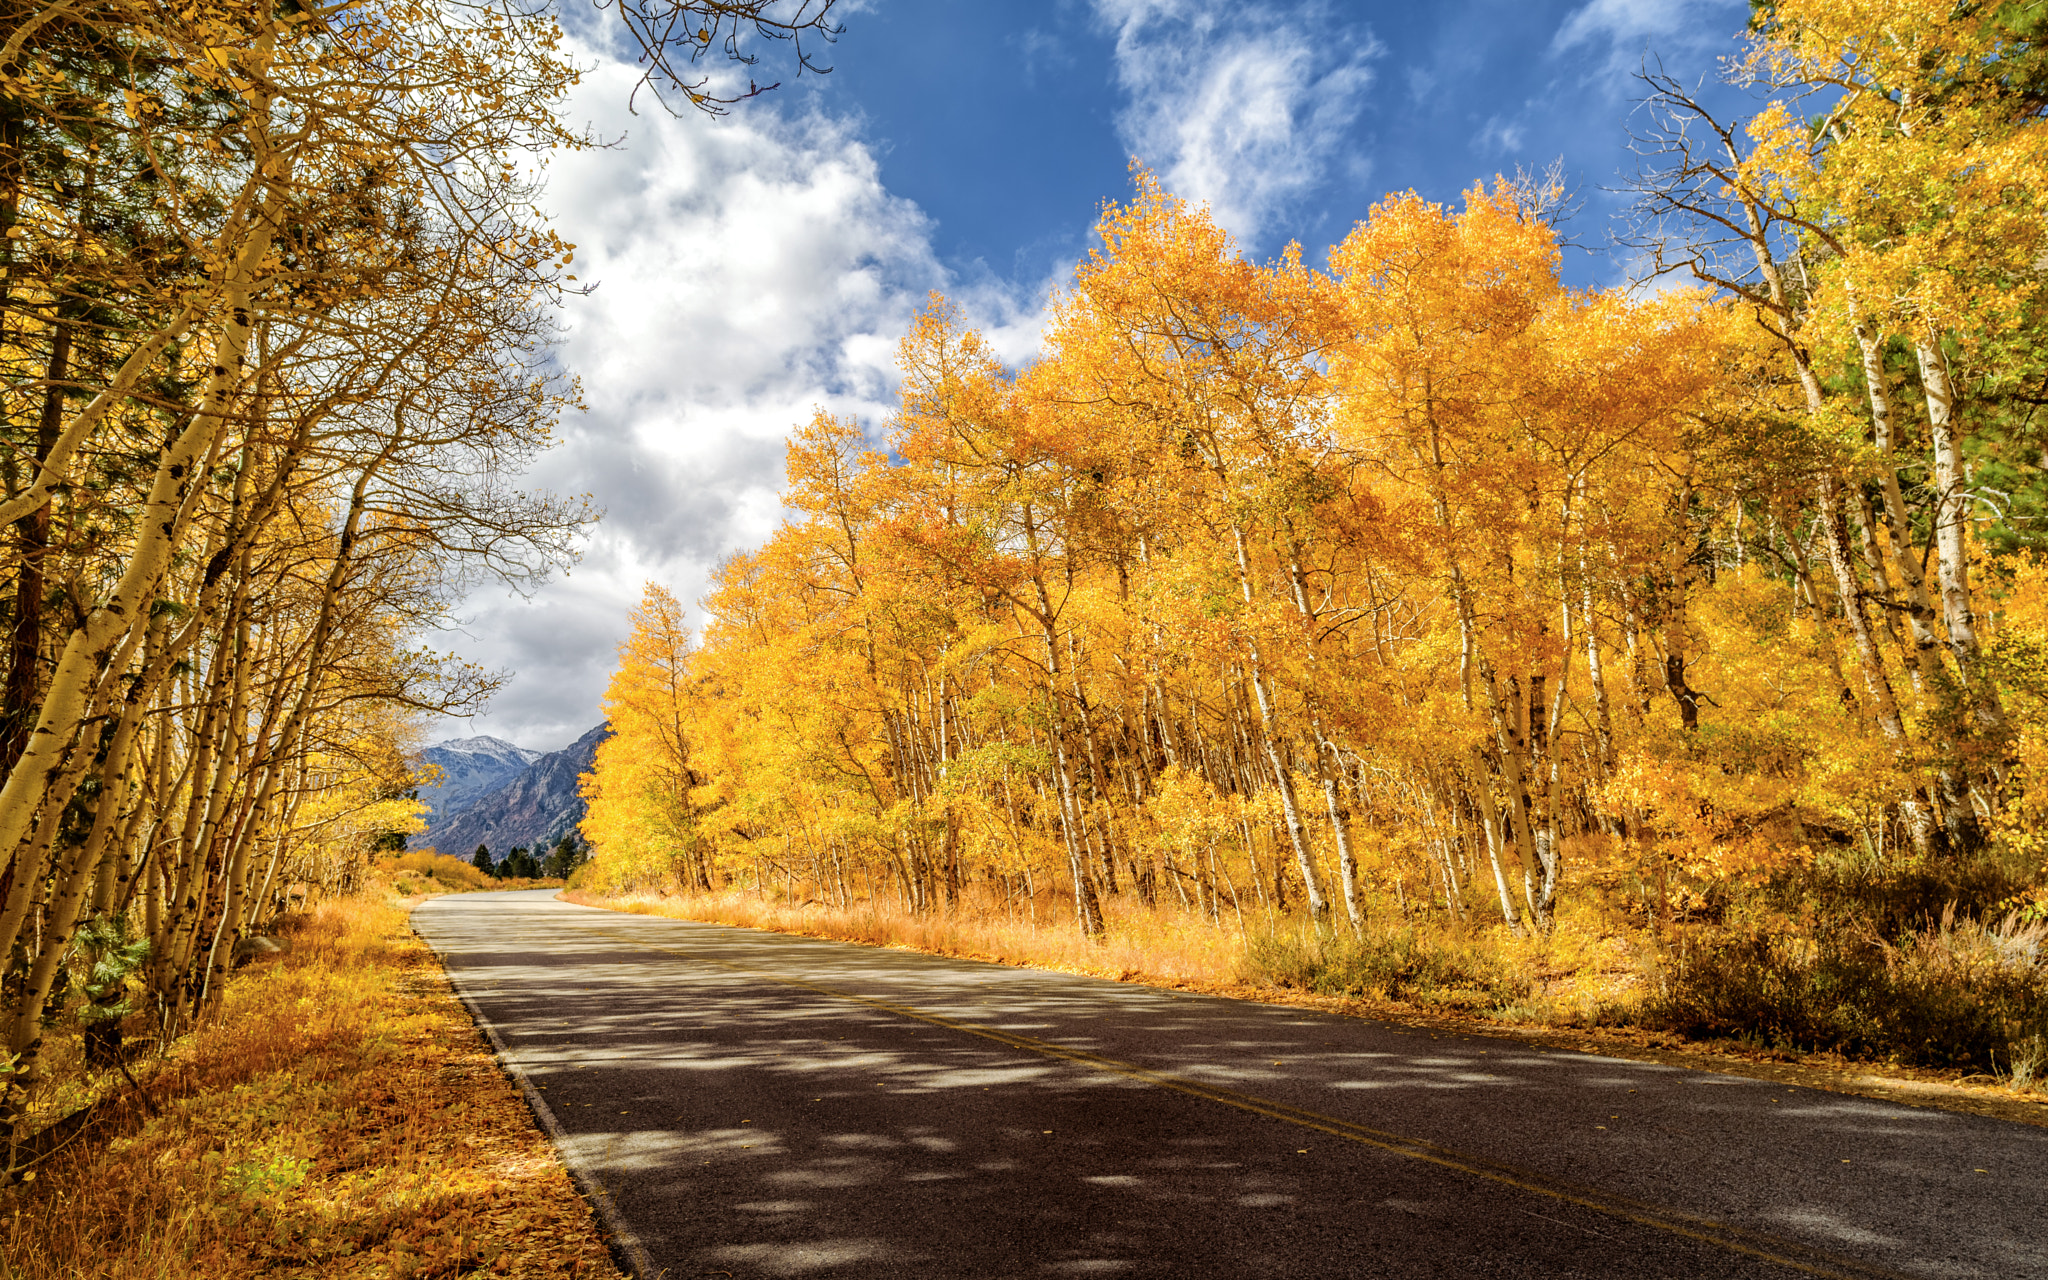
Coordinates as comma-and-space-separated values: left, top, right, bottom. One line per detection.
412, 890, 2046, 1280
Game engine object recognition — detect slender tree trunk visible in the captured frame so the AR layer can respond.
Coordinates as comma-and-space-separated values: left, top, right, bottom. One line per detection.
1470, 749, 1524, 934
1583, 577, 1616, 781
1485, 668, 1550, 932
1217, 522, 1326, 921
1, 320, 70, 776
1917, 335, 2007, 749
1848, 314, 1942, 684
1816, 474, 1939, 856
1282, 545, 1362, 933
0, 213, 276, 883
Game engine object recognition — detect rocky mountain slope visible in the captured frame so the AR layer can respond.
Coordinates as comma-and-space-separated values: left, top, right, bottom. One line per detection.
416, 736, 541, 826
415, 722, 609, 857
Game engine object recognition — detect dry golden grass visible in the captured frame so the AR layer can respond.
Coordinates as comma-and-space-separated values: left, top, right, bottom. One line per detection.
2, 897, 622, 1280
561, 886, 1250, 989
383, 850, 497, 890
558, 885, 1634, 1012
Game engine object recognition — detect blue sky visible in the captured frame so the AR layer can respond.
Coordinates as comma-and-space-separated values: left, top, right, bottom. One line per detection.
452, 0, 1756, 751
816, 0, 1745, 283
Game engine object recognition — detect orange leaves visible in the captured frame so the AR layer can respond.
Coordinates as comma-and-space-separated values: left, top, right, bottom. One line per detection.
575, 155, 2002, 945
1051, 176, 1327, 468
1329, 184, 1557, 353
1597, 754, 1810, 886
1327, 182, 1733, 688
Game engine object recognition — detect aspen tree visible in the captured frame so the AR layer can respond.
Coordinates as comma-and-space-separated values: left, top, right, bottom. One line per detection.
582, 584, 706, 891
573, 85, 2037, 981
1744, 0, 2042, 772
1626, 73, 1948, 855
1046, 181, 1336, 922
0, 0, 592, 1144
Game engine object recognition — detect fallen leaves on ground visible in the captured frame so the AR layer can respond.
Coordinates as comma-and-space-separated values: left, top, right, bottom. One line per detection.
1, 897, 624, 1280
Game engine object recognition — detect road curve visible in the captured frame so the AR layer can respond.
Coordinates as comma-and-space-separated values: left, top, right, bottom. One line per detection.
412, 890, 2045, 1280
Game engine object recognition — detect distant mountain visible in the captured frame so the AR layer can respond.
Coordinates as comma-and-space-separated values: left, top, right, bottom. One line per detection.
415, 722, 610, 858
416, 735, 542, 826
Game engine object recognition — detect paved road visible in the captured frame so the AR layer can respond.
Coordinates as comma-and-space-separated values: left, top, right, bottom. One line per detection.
412, 891, 2046, 1280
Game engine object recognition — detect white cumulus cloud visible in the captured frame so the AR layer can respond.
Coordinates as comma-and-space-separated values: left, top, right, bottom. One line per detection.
445, 49, 1035, 750
1092, 0, 1379, 249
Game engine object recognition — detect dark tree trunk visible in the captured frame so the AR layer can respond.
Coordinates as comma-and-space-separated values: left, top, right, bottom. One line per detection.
2, 321, 70, 776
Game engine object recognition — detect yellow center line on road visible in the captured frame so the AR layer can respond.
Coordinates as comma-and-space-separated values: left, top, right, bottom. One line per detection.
569, 919, 1918, 1280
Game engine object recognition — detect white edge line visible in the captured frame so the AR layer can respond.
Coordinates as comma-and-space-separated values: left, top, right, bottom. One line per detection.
416, 913, 664, 1280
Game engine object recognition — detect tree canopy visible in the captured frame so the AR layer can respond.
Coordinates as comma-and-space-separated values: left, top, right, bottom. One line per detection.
576, 4, 2048, 1076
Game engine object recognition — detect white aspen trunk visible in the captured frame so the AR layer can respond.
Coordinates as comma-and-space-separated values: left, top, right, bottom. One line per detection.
0, 309, 199, 530
1851, 491, 1905, 657
1731, 195, 1947, 856
1413, 394, 1480, 711
0, 240, 277, 884
1042, 628, 1102, 937
5, 834, 104, 1062
76, 618, 174, 917
0, 732, 108, 989
1916, 335, 2007, 746
1224, 524, 1327, 920
162, 585, 258, 1018
0, 13, 288, 898
1847, 313, 1943, 684
1583, 576, 1615, 780
1471, 748, 1524, 935
1918, 337, 1981, 677
1066, 632, 1121, 898
1283, 545, 1362, 933
1533, 500, 1580, 923
1317, 755, 1363, 935
1816, 475, 1939, 857
1483, 666, 1547, 932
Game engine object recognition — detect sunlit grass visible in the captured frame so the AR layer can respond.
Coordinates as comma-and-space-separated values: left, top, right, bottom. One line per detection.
557, 883, 1616, 1008
561, 886, 1248, 989
2, 897, 622, 1280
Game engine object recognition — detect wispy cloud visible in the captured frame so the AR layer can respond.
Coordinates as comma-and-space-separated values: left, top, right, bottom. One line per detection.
1092, 0, 1380, 248
1012, 28, 1074, 87
1551, 0, 1746, 86
1475, 113, 1528, 157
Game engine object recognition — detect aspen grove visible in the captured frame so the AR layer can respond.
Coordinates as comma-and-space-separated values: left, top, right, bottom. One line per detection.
578, 1, 2048, 1071
0, 0, 598, 1160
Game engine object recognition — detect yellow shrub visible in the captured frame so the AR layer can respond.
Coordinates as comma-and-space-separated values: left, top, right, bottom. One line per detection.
376, 851, 494, 892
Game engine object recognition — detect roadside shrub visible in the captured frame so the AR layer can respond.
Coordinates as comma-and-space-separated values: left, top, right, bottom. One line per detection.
376, 851, 494, 893
1642, 907, 2048, 1075
1764, 842, 2040, 941
1242, 925, 1531, 1012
